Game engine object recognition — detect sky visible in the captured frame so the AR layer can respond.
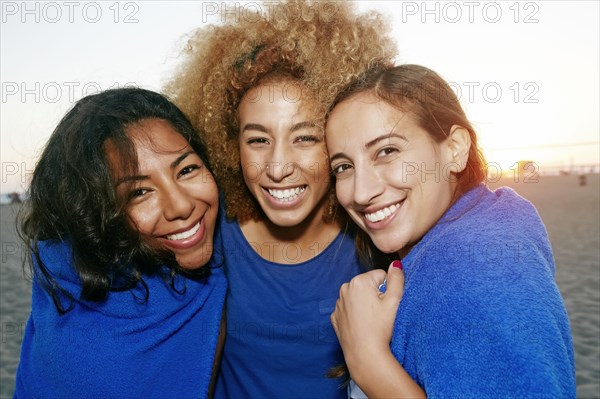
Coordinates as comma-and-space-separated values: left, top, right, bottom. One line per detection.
1, 0, 599, 193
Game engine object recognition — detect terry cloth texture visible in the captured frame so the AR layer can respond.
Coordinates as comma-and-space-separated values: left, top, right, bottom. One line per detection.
391, 184, 576, 398
14, 240, 227, 399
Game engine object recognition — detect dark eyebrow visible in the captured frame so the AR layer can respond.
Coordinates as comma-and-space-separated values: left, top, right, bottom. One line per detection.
329, 133, 408, 164
115, 175, 149, 187
242, 121, 318, 134
115, 150, 195, 186
291, 121, 318, 133
329, 152, 349, 164
365, 133, 408, 149
170, 150, 195, 169
242, 123, 268, 133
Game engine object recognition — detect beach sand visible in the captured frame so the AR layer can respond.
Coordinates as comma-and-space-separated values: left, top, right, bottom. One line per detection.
1, 174, 599, 398
490, 174, 600, 398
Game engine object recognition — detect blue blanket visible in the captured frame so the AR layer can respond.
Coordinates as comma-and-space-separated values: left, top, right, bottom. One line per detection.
391, 184, 576, 398
14, 240, 227, 399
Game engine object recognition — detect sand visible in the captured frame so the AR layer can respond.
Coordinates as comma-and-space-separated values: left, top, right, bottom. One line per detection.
1, 174, 599, 398
490, 174, 600, 398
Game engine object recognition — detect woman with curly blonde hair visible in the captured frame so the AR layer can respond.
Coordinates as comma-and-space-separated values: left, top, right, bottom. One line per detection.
167, 1, 397, 397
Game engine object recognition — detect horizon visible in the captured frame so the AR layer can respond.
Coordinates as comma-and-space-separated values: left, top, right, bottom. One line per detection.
1, 0, 599, 193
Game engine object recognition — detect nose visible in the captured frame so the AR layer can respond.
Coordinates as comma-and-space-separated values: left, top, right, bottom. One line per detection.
265, 143, 295, 182
162, 185, 195, 221
352, 163, 385, 206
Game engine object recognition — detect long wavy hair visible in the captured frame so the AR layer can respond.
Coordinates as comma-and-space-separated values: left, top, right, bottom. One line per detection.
327, 64, 487, 264
18, 88, 215, 313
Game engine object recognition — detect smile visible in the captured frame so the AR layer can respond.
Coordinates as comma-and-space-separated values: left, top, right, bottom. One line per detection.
267, 185, 306, 202
364, 202, 402, 223
165, 222, 200, 241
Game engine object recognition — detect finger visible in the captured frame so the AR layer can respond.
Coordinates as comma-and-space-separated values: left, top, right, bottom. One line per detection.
338, 282, 349, 300
384, 259, 405, 303
330, 313, 338, 335
353, 269, 386, 288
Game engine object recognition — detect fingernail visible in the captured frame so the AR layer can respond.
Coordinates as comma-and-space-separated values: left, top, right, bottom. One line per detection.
392, 260, 403, 270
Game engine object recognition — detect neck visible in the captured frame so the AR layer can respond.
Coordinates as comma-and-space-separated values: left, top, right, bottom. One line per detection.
240, 203, 341, 264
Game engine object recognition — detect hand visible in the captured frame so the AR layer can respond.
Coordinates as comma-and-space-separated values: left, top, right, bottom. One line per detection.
331, 260, 405, 369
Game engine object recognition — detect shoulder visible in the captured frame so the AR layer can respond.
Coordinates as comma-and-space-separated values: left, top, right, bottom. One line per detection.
404, 185, 559, 312
417, 185, 553, 273
33, 239, 80, 285
446, 186, 545, 236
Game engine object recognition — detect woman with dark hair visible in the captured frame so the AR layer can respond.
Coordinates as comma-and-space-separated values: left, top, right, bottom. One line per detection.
326, 64, 576, 398
14, 87, 227, 398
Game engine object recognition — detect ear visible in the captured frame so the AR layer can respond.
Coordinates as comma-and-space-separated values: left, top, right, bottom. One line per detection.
444, 125, 471, 174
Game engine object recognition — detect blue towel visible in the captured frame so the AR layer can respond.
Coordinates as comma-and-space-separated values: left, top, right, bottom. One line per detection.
390, 184, 576, 398
14, 240, 227, 399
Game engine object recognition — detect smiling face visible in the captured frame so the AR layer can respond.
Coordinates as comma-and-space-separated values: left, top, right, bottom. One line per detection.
326, 93, 460, 254
106, 118, 219, 269
238, 80, 331, 227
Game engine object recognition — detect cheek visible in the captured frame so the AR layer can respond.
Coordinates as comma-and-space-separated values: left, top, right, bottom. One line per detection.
126, 205, 157, 236
194, 176, 219, 206
239, 145, 262, 166
240, 162, 262, 186
334, 180, 353, 208
239, 149, 262, 182
303, 148, 329, 180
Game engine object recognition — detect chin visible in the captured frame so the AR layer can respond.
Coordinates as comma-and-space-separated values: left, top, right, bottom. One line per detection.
370, 235, 408, 255
264, 211, 310, 227
176, 252, 213, 270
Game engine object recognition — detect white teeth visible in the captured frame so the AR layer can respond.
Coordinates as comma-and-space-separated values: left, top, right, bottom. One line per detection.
165, 222, 200, 240
365, 203, 401, 223
267, 186, 306, 202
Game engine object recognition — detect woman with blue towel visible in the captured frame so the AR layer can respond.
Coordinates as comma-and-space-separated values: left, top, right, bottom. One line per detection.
14, 88, 227, 398
326, 64, 576, 398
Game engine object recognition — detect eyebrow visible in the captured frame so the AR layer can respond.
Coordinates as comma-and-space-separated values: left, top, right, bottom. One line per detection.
115, 175, 149, 186
170, 150, 195, 168
115, 150, 195, 186
365, 133, 408, 149
329, 133, 408, 164
242, 123, 268, 133
241, 121, 318, 134
291, 120, 318, 132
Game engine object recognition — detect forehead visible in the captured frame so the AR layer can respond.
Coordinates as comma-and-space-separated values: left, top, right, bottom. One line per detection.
104, 118, 190, 172
239, 81, 317, 116
125, 118, 189, 153
327, 93, 408, 138
334, 92, 399, 119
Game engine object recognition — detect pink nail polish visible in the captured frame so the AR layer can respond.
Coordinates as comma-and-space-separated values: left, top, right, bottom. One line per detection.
392, 260, 403, 270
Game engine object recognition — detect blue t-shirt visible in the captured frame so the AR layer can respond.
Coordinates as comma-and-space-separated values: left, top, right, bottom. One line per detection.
214, 216, 363, 398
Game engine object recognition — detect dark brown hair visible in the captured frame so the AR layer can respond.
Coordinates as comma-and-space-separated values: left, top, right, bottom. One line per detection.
19, 88, 215, 313
327, 64, 487, 267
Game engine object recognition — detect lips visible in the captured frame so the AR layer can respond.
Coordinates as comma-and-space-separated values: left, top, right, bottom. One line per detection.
165, 221, 201, 240
265, 185, 307, 202
158, 217, 206, 250
363, 200, 404, 223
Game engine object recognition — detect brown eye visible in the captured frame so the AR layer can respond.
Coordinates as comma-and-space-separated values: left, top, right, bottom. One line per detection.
179, 164, 201, 177
332, 163, 352, 176
129, 188, 149, 200
247, 137, 269, 145
294, 135, 318, 143
377, 147, 399, 158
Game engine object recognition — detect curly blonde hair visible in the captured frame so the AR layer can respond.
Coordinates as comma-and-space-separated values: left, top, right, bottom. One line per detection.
166, 0, 397, 222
